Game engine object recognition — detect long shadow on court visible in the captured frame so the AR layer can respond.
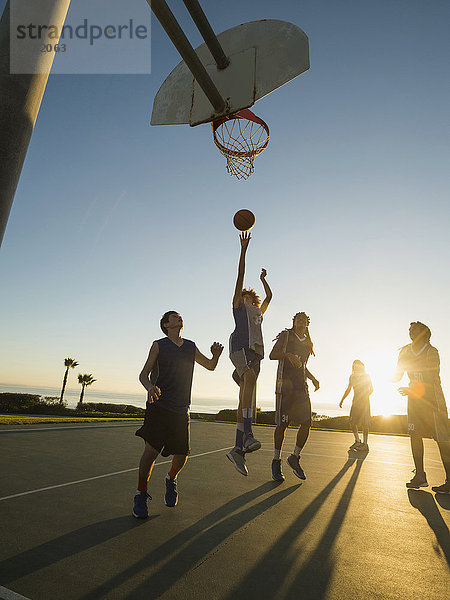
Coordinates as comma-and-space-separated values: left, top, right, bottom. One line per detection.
222, 456, 363, 600
82, 482, 299, 600
0, 516, 150, 584
407, 489, 450, 566
434, 493, 450, 511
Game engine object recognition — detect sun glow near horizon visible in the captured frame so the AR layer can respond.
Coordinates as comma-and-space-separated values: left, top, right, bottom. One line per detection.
362, 349, 407, 417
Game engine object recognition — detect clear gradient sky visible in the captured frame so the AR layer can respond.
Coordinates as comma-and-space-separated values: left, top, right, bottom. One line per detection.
1, 0, 450, 416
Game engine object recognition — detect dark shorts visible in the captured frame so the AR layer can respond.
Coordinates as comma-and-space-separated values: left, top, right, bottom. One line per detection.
407, 397, 449, 442
230, 347, 261, 385
135, 403, 190, 456
275, 380, 311, 427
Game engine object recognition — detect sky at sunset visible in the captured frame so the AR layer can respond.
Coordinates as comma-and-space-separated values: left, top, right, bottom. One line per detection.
1, 0, 450, 417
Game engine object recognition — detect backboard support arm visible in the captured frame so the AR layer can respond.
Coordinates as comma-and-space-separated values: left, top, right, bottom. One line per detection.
182, 0, 230, 70
147, 0, 226, 113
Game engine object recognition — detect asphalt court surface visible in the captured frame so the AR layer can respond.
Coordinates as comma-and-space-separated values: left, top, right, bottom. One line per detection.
0, 421, 449, 600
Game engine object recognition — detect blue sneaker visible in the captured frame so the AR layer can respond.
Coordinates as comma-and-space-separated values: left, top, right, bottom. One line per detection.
132, 491, 151, 518
271, 459, 285, 482
287, 454, 306, 480
165, 476, 178, 507
243, 433, 261, 453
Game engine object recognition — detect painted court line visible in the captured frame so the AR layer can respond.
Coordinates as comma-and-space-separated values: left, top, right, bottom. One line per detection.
0, 446, 232, 502
0, 585, 31, 600
0, 423, 140, 433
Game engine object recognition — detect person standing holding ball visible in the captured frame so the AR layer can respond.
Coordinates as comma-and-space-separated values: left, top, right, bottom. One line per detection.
227, 230, 272, 476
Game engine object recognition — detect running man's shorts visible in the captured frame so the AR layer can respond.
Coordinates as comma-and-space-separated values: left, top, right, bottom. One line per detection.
135, 402, 190, 455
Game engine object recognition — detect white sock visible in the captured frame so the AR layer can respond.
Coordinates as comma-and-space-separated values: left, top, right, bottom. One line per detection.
274, 449, 281, 460
293, 446, 301, 457
363, 432, 368, 444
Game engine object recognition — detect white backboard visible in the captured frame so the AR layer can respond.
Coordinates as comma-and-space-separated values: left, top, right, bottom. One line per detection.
151, 19, 309, 126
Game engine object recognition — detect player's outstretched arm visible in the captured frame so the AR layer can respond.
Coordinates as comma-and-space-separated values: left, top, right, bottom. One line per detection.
260, 268, 272, 314
339, 377, 352, 407
306, 368, 320, 391
233, 232, 250, 308
139, 341, 161, 402
195, 343, 224, 371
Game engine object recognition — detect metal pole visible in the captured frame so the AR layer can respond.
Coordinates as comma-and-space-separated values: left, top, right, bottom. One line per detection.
0, 0, 71, 247
182, 0, 229, 70
147, 0, 226, 113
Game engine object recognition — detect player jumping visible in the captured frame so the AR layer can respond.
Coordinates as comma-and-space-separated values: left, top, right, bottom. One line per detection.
269, 312, 319, 481
227, 231, 272, 476
133, 311, 223, 518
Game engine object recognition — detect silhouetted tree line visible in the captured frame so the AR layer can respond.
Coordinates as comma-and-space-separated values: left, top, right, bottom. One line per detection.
0, 393, 144, 418
3, 393, 448, 434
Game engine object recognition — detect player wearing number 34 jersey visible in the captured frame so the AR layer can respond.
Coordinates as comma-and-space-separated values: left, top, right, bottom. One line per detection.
269, 312, 319, 482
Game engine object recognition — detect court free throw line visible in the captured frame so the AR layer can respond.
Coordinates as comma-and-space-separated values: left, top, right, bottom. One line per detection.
0, 446, 232, 502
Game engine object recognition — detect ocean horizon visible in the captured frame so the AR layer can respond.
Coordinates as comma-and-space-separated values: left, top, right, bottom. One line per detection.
0, 383, 345, 417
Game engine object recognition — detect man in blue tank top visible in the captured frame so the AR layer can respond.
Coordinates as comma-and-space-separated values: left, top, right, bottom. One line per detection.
132, 311, 223, 518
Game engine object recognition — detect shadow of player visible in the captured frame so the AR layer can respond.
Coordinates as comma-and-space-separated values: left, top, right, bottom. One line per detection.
221, 456, 364, 600
0, 515, 150, 585
407, 489, 450, 566
81, 481, 300, 600
434, 492, 450, 511
347, 448, 369, 460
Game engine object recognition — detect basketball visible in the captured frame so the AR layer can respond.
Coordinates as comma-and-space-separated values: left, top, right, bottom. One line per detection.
233, 209, 255, 231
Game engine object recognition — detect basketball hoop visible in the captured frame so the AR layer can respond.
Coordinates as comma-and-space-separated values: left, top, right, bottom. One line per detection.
211, 109, 270, 180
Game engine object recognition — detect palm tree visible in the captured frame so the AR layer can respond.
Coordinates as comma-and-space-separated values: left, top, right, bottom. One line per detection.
60, 358, 79, 404
77, 373, 96, 407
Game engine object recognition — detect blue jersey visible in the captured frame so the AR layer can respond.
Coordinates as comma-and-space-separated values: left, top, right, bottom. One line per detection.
274, 329, 311, 394
151, 337, 196, 414
229, 302, 264, 358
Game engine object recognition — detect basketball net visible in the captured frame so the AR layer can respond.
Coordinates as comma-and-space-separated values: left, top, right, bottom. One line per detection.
211, 109, 270, 180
